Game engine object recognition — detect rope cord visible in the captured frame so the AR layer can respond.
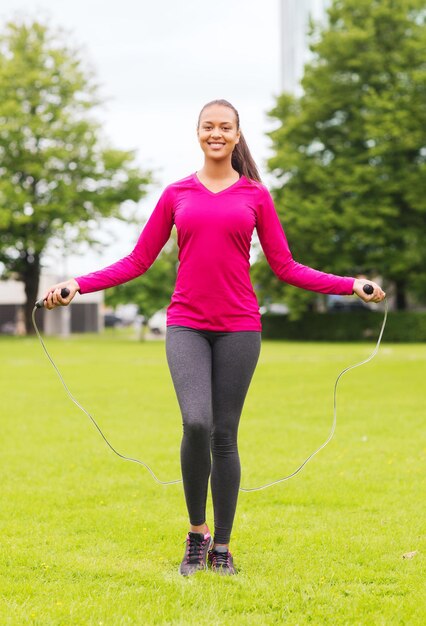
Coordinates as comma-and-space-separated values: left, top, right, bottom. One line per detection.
32, 307, 181, 485
240, 299, 388, 491
32, 299, 387, 491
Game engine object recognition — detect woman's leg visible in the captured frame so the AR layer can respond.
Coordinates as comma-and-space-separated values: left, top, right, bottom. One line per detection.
165, 325, 213, 528
210, 331, 261, 546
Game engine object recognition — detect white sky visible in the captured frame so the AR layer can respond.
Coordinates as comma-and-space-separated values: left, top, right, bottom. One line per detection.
1, 0, 281, 276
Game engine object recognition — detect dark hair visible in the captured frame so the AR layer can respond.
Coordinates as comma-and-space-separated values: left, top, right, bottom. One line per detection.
197, 99, 261, 182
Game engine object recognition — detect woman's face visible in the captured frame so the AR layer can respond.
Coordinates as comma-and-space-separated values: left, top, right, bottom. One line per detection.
197, 105, 240, 162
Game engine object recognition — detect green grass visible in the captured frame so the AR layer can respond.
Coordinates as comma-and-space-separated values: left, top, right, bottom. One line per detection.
1, 330, 425, 625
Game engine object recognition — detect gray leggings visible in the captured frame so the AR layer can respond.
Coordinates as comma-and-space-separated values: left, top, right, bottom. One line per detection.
165, 325, 261, 545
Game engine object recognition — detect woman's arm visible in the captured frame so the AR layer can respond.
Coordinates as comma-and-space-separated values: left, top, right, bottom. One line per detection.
255, 187, 385, 302
43, 186, 175, 309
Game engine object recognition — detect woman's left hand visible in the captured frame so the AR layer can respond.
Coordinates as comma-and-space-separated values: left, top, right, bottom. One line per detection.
353, 278, 386, 303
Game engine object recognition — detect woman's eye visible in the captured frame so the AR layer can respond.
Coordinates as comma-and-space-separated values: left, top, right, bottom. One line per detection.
203, 126, 232, 131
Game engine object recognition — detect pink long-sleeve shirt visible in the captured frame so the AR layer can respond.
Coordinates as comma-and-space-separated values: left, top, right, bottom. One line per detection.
75, 173, 355, 332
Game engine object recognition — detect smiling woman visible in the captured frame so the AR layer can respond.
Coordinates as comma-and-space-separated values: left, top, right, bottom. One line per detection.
41, 98, 385, 578
196, 99, 261, 189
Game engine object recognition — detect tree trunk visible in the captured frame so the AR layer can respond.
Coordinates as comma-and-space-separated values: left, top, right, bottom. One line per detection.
22, 252, 41, 335
395, 279, 407, 311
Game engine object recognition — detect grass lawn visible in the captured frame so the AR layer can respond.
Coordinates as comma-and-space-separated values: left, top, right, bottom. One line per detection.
0, 328, 425, 625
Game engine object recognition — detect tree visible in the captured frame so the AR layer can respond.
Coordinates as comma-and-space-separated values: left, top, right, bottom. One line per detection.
256, 0, 426, 314
104, 235, 178, 338
0, 19, 151, 332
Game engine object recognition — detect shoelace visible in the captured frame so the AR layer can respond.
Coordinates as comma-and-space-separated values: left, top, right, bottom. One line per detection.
185, 534, 207, 564
210, 550, 230, 568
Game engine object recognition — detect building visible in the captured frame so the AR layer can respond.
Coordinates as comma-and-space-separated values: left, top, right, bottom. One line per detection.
280, 0, 331, 95
0, 273, 103, 335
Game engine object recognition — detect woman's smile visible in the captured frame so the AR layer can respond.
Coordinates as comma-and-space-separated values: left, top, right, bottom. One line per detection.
208, 141, 226, 150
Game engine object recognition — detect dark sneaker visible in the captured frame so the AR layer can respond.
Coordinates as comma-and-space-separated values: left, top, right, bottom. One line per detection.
208, 548, 236, 575
179, 528, 213, 576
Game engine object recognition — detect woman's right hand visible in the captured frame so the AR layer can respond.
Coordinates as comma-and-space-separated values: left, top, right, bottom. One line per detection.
43, 278, 80, 310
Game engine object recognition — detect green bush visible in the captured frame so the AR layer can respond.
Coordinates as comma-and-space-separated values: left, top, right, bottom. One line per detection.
261, 310, 426, 342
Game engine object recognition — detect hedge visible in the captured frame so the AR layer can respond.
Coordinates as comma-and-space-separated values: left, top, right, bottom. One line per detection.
261, 310, 426, 342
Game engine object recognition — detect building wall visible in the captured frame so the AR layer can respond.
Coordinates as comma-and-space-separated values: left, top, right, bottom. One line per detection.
71, 303, 101, 333
0, 305, 19, 334
280, 0, 331, 95
0, 274, 103, 335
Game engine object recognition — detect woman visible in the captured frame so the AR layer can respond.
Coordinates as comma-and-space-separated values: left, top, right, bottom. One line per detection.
43, 99, 386, 576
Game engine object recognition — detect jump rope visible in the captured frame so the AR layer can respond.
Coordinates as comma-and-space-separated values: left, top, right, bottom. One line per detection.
33, 284, 387, 492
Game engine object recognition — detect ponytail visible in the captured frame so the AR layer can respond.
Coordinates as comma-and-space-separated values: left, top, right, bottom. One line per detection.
197, 99, 262, 183
231, 131, 261, 183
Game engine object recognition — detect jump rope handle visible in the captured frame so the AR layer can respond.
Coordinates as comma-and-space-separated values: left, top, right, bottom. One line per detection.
362, 283, 374, 295
35, 287, 70, 309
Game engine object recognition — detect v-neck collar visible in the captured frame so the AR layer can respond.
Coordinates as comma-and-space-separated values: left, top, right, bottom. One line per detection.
193, 172, 244, 196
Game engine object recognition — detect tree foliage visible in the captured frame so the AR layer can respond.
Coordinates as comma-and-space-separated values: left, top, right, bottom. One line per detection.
254, 0, 426, 313
0, 20, 151, 332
